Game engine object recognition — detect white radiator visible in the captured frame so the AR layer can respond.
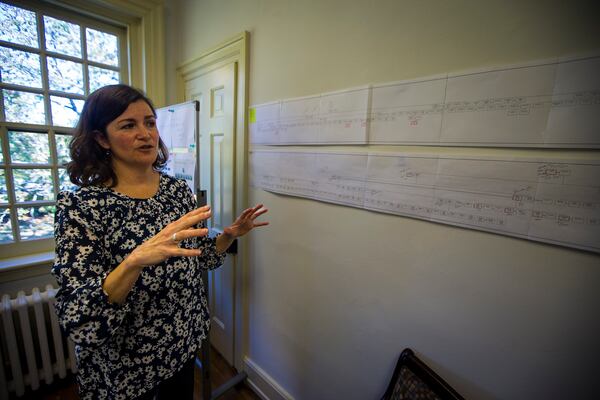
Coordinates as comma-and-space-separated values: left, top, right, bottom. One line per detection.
0, 285, 77, 399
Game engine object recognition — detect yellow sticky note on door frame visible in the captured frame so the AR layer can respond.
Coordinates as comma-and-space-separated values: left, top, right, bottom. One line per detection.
249, 108, 256, 123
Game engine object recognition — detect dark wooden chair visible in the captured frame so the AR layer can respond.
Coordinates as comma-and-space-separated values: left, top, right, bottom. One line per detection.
381, 348, 465, 400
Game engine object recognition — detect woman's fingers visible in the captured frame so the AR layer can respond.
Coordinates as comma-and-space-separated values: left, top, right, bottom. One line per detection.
237, 204, 267, 221
172, 207, 212, 230
174, 227, 209, 242
175, 248, 202, 257
251, 207, 268, 220
246, 204, 263, 215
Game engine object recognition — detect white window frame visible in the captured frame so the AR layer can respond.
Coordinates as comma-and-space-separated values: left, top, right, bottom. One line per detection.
56, 0, 167, 105
0, 0, 165, 271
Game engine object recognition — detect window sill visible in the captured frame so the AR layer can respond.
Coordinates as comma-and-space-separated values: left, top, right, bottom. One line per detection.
0, 252, 55, 283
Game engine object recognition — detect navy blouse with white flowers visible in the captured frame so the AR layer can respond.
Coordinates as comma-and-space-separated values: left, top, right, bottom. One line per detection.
52, 174, 225, 400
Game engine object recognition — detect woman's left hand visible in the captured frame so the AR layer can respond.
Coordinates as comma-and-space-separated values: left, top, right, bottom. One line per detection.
223, 204, 269, 239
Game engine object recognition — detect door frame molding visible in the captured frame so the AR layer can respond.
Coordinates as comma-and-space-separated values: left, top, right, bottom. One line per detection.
177, 31, 250, 371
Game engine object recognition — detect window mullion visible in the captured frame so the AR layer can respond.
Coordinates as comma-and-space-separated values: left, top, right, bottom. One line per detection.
0, 83, 5, 121
13, 200, 56, 208
88, 60, 120, 71
1, 124, 18, 243
47, 91, 86, 100
0, 121, 63, 133
0, 40, 40, 54
0, 83, 44, 94
37, 10, 52, 127
7, 163, 53, 169
49, 127, 60, 201
81, 24, 90, 95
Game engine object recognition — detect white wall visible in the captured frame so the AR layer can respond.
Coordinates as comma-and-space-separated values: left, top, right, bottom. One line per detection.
166, 1, 600, 399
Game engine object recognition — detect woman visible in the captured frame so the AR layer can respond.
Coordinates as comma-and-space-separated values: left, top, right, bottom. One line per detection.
52, 84, 268, 400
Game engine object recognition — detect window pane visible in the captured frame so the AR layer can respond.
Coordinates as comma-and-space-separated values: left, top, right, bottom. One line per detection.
51, 96, 84, 127
0, 170, 7, 202
47, 57, 84, 94
0, 46, 42, 88
58, 168, 77, 191
55, 134, 72, 164
0, 2, 38, 48
0, 208, 13, 243
13, 168, 53, 202
9, 131, 50, 164
18, 205, 55, 240
2, 89, 46, 124
44, 16, 81, 57
89, 66, 119, 92
86, 28, 119, 66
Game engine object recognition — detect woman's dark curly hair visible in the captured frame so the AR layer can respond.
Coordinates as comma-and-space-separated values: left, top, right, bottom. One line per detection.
67, 84, 169, 187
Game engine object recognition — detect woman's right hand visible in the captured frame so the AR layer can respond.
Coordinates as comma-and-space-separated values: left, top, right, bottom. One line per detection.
126, 205, 212, 268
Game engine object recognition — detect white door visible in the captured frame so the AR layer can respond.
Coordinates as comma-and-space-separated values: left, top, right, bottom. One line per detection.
186, 62, 237, 364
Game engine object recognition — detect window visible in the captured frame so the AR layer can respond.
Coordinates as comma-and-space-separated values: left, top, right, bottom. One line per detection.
0, 0, 127, 257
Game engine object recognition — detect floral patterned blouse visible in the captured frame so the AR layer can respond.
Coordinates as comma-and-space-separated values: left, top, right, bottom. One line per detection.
52, 174, 225, 400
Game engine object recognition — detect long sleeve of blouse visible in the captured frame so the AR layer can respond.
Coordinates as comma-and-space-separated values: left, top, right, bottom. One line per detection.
52, 190, 129, 347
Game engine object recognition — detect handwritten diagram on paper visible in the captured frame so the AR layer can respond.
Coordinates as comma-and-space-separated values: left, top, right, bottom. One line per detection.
438, 63, 555, 145
250, 150, 600, 252
250, 87, 371, 145
318, 88, 370, 144
374, 57, 600, 146
249, 101, 280, 144
370, 76, 447, 144
372, 57, 600, 146
156, 102, 197, 190
250, 55, 600, 147
545, 57, 600, 145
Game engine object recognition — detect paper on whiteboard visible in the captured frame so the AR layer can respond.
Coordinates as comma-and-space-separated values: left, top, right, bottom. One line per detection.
156, 103, 197, 190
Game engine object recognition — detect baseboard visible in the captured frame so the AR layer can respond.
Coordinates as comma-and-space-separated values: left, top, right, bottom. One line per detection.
244, 357, 294, 400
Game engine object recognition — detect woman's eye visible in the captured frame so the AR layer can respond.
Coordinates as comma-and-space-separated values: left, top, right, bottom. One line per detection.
146, 120, 156, 128
121, 123, 134, 129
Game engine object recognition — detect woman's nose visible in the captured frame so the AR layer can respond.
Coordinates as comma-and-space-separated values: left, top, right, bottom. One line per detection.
137, 124, 152, 138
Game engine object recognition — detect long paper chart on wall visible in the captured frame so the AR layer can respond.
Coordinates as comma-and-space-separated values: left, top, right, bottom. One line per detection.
249, 54, 600, 252
250, 150, 600, 252
249, 55, 600, 147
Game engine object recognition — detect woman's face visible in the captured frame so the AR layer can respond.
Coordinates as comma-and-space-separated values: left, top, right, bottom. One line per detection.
97, 99, 159, 171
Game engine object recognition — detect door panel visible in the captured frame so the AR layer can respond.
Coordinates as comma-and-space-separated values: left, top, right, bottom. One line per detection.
211, 134, 224, 230
186, 62, 236, 364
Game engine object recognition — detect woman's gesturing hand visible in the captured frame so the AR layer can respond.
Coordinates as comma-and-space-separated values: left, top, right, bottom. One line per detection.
223, 204, 269, 239
127, 205, 212, 268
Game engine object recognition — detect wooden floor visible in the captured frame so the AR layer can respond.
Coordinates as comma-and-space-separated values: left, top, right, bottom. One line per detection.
193, 347, 260, 400
22, 346, 260, 400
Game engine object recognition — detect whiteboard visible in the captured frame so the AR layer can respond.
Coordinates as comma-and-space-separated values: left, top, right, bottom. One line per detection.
156, 101, 199, 191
